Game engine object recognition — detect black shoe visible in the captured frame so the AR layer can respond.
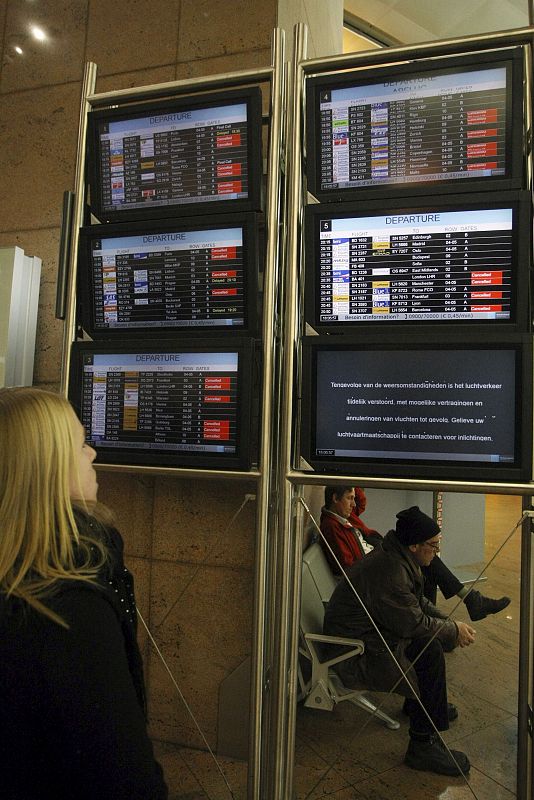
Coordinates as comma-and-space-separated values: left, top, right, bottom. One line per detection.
404, 735, 470, 776
464, 589, 511, 622
402, 699, 458, 722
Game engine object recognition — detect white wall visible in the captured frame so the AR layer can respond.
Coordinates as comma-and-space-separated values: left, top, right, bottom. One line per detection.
277, 0, 344, 59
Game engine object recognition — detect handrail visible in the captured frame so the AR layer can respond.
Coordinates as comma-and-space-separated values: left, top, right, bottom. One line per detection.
55, 190, 75, 320
286, 470, 534, 496
86, 67, 274, 107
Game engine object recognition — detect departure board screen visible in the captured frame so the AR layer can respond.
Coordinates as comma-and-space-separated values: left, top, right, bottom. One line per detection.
79, 218, 257, 335
304, 192, 532, 333
311, 206, 516, 325
70, 343, 253, 469
88, 88, 262, 220
306, 51, 522, 198
300, 337, 533, 483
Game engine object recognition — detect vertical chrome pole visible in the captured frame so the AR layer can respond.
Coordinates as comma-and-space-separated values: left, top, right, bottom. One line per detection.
265, 22, 307, 800
248, 27, 286, 800
60, 62, 97, 395
518, 498, 534, 800
523, 43, 533, 192
520, 40, 534, 787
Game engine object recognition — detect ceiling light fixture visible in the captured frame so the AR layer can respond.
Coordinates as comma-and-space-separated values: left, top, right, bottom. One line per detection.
14, 45, 23, 55
30, 25, 46, 41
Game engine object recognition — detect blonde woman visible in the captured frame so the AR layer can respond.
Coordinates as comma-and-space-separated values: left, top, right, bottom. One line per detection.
0, 387, 168, 800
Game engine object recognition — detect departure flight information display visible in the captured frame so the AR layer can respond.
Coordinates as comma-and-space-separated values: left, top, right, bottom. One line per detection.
88, 88, 261, 219
79, 351, 240, 458
312, 64, 511, 192
85, 225, 249, 331
312, 207, 515, 324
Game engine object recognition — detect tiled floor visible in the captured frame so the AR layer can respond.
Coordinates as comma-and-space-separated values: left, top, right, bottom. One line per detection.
153, 740, 248, 799
152, 494, 525, 799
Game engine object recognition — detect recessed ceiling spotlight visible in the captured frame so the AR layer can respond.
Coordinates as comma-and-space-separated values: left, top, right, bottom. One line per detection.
14, 45, 23, 55
30, 25, 46, 41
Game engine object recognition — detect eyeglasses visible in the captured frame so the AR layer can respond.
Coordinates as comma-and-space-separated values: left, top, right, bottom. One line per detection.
424, 539, 441, 552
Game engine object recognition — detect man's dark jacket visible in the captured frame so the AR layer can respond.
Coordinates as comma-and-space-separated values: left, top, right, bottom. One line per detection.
323, 530, 458, 697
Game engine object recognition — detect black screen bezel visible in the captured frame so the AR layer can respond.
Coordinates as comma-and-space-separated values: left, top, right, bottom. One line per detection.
77, 213, 260, 338
68, 338, 255, 471
300, 333, 533, 483
305, 48, 525, 202
87, 86, 263, 222
303, 191, 531, 335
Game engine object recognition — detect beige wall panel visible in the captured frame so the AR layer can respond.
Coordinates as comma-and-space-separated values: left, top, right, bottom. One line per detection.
149, 560, 202, 630
0, 3, 8, 80
175, 50, 272, 118
86, 0, 181, 76
29, 380, 61, 392
152, 476, 256, 568
0, 0, 87, 93
147, 561, 253, 746
30, 271, 63, 385
177, 0, 275, 62
175, 47, 272, 80
0, 83, 79, 232
95, 65, 177, 94
97, 471, 155, 559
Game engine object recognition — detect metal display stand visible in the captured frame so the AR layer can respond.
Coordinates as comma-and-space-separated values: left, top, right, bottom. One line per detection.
57, 22, 534, 800
57, 30, 287, 800
263, 23, 534, 800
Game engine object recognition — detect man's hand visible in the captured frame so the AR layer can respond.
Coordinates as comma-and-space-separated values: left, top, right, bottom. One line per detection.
456, 621, 476, 647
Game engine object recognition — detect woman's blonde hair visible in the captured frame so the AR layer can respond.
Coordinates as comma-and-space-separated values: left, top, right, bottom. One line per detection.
0, 387, 108, 625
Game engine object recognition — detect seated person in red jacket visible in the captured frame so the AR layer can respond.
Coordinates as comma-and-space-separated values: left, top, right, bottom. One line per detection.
320, 485, 510, 623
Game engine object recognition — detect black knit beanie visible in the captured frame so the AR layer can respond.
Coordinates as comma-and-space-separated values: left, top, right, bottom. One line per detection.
395, 506, 440, 546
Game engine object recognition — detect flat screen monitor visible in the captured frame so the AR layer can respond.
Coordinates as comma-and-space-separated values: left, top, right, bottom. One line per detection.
306, 48, 524, 201
300, 336, 532, 483
77, 215, 259, 337
87, 87, 262, 222
305, 193, 530, 332
69, 340, 255, 470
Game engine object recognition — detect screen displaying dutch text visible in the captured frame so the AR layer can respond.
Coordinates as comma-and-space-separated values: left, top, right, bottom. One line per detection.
314, 348, 516, 465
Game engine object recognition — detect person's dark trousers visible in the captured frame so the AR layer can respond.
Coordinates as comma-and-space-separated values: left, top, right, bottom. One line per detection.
404, 637, 450, 735
422, 557, 464, 604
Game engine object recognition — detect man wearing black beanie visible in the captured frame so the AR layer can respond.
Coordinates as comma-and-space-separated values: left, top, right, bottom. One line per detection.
324, 506, 476, 777
320, 486, 510, 620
